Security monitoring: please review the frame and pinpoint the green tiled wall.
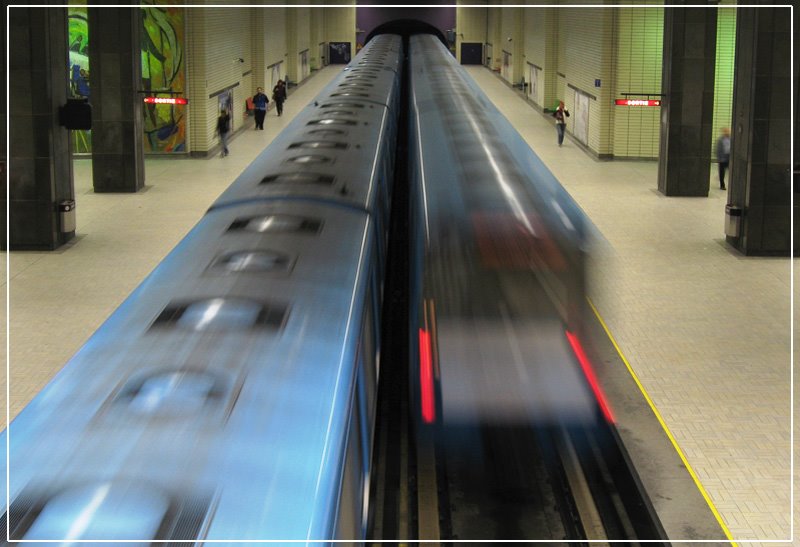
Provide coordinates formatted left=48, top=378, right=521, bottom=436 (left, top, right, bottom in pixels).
left=612, top=5, right=664, bottom=159
left=712, top=5, right=736, bottom=160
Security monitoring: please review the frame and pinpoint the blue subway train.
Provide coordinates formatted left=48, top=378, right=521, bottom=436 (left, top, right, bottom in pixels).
left=2, top=34, right=402, bottom=543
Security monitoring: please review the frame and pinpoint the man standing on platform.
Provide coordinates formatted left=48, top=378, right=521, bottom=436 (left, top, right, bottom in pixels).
left=716, top=127, right=731, bottom=190
left=253, top=87, right=269, bottom=130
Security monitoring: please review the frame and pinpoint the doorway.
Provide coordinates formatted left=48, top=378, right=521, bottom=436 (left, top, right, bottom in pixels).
left=460, top=42, right=482, bottom=64
left=573, top=91, right=590, bottom=146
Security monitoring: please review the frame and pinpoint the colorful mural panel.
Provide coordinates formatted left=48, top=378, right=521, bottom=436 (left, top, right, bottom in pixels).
left=68, top=6, right=91, bottom=154
left=141, top=4, right=186, bottom=153
left=66, top=5, right=186, bottom=154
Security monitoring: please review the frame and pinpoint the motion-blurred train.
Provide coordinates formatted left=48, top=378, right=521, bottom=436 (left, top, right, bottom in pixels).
left=408, top=33, right=605, bottom=428
left=2, top=34, right=402, bottom=543
left=404, top=36, right=664, bottom=542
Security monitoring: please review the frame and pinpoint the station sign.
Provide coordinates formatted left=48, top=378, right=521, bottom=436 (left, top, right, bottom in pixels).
left=615, top=98, right=661, bottom=107
left=144, top=97, right=188, bottom=105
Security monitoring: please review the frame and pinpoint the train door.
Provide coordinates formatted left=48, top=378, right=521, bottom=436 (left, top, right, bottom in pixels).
left=574, top=90, right=590, bottom=146
left=269, top=62, right=283, bottom=90
left=501, top=51, right=511, bottom=82
left=528, top=63, right=543, bottom=107
left=319, top=42, right=327, bottom=67
left=299, top=49, right=310, bottom=82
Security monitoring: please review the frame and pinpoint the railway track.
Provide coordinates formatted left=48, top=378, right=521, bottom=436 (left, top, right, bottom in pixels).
left=371, top=415, right=668, bottom=543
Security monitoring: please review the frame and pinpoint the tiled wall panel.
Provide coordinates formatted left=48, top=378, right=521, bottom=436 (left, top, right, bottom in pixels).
left=310, top=5, right=324, bottom=69
left=456, top=4, right=487, bottom=63
left=525, top=7, right=545, bottom=71
left=264, top=7, right=287, bottom=70
left=499, top=3, right=518, bottom=83
left=252, top=12, right=265, bottom=89
left=323, top=3, right=356, bottom=54
left=711, top=4, right=736, bottom=160
left=187, top=6, right=254, bottom=153
left=612, top=4, right=664, bottom=159
left=487, top=6, right=501, bottom=68
left=294, top=7, right=311, bottom=82
left=557, top=5, right=614, bottom=155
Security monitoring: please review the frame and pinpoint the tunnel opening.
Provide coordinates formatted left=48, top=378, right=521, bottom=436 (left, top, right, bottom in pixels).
left=366, top=19, right=448, bottom=48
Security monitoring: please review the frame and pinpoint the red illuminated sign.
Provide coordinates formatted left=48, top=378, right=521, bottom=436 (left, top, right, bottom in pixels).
left=615, top=98, right=661, bottom=107
left=144, top=97, right=188, bottom=105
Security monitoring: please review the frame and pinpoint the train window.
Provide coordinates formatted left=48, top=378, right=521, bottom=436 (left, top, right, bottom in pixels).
left=311, top=111, right=355, bottom=117
left=212, top=250, right=293, bottom=273
left=287, top=154, right=332, bottom=165
left=5, top=485, right=214, bottom=543
left=321, top=102, right=365, bottom=109
left=329, top=93, right=369, bottom=99
left=116, top=370, right=225, bottom=416
left=307, top=118, right=358, bottom=126
left=306, top=128, right=348, bottom=137
left=344, top=75, right=377, bottom=80
left=261, top=173, right=335, bottom=185
left=152, top=298, right=289, bottom=331
left=339, top=82, right=373, bottom=88
left=288, top=141, right=348, bottom=150
left=228, top=214, right=322, bottom=234
left=22, top=483, right=169, bottom=541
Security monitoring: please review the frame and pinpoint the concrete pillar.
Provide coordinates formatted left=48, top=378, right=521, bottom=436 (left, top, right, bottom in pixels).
left=541, top=8, right=559, bottom=111
left=658, top=7, right=717, bottom=197
left=6, top=7, right=75, bottom=250
left=1, top=8, right=7, bottom=219
left=88, top=7, right=144, bottom=192
left=726, top=7, right=791, bottom=255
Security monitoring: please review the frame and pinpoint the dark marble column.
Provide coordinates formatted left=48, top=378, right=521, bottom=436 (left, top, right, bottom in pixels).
left=6, top=7, right=75, bottom=250
left=657, top=7, right=717, bottom=197
left=795, top=5, right=800, bottom=254
left=725, top=7, right=791, bottom=256
left=88, top=7, right=144, bottom=192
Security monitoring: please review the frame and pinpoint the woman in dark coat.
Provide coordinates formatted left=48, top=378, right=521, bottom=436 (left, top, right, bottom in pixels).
left=272, top=80, right=287, bottom=116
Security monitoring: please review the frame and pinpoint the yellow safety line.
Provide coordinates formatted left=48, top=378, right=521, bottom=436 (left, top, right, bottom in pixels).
left=587, top=297, right=738, bottom=546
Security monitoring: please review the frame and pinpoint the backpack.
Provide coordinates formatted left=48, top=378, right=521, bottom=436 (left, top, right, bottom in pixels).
left=218, top=115, right=230, bottom=133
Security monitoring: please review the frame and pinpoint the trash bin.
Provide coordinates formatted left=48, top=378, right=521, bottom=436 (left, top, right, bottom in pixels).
left=724, top=204, right=741, bottom=237
left=59, top=200, right=76, bottom=232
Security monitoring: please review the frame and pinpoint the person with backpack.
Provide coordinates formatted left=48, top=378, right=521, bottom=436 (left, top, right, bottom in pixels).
left=217, top=109, right=231, bottom=157
left=272, top=80, right=287, bottom=116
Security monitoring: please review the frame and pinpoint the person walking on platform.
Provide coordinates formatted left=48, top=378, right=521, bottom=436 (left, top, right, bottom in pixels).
left=217, top=109, right=231, bottom=157
left=252, top=87, right=269, bottom=130
left=272, top=80, right=287, bottom=116
left=716, top=127, right=731, bottom=190
left=552, top=100, right=570, bottom=147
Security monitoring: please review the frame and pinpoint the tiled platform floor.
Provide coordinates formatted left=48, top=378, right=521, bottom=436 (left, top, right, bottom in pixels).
left=3, top=63, right=795, bottom=545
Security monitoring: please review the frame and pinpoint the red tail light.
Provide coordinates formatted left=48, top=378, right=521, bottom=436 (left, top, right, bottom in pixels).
left=566, top=330, right=615, bottom=424
left=418, top=328, right=436, bottom=423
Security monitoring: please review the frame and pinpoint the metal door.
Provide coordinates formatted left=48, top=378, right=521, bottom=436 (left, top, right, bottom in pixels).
left=574, top=91, right=590, bottom=145
left=528, top=64, right=543, bottom=107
